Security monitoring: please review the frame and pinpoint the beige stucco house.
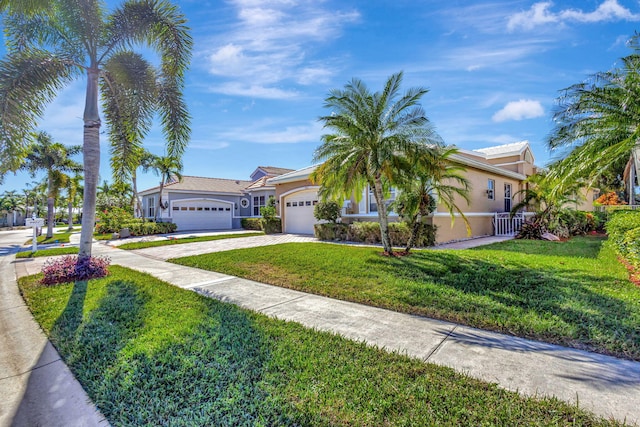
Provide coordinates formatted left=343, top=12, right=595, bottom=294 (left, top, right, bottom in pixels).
left=268, top=141, right=596, bottom=243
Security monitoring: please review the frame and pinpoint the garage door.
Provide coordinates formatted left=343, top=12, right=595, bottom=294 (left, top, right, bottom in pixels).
left=171, top=199, right=232, bottom=231
left=284, top=190, right=319, bottom=234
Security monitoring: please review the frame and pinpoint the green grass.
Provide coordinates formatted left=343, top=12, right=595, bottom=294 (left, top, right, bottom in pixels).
left=18, top=266, right=620, bottom=426
left=24, top=229, right=74, bottom=245
left=16, top=247, right=79, bottom=258
left=116, top=232, right=264, bottom=250
left=171, top=236, right=640, bottom=361
left=93, top=233, right=114, bottom=241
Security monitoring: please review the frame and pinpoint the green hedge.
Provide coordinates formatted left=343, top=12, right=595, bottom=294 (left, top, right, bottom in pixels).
left=120, top=221, right=177, bottom=236
left=241, top=218, right=262, bottom=230
left=606, top=210, right=640, bottom=267
left=261, top=218, right=281, bottom=234
left=314, top=221, right=437, bottom=247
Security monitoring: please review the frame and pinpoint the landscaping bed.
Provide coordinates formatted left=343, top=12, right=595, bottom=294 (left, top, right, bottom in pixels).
left=18, top=266, right=619, bottom=426
left=171, top=236, right=640, bottom=360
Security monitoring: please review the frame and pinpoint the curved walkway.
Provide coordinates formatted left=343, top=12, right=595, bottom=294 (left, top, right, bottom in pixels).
left=5, top=230, right=640, bottom=425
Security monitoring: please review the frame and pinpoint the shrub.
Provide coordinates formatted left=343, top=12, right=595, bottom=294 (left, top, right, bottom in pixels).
left=261, top=218, right=281, bottom=234
left=621, top=227, right=640, bottom=268
left=314, top=201, right=341, bottom=223
left=314, top=223, right=349, bottom=240
left=119, top=221, right=177, bottom=236
left=96, top=207, right=135, bottom=234
left=595, top=191, right=626, bottom=206
left=41, top=255, right=110, bottom=286
left=317, top=221, right=437, bottom=247
left=516, top=219, right=544, bottom=240
left=347, top=221, right=381, bottom=244
left=606, top=210, right=640, bottom=254
left=241, top=218, right=262, bottom=230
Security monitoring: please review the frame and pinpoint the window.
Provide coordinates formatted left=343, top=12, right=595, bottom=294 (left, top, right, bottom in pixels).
left=172, top=206, right=179, bottom=211
left=148, top=196, right=155, bottom=218
left=253, top=195, right=266, bottom=216
left=369, top=186, right=397, bottom=213
left=504, top=183, right=512, bottom=212
left=240, top=198, right=250, bottom=208
left=305, top=201, right=311, bottom=206
left=487, top=179, right=495, bottom=200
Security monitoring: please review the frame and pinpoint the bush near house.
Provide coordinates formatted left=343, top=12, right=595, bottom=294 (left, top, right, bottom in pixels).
left=606, top=210, right=640, bottom=269
left=241, top=218, right=262, bottom=230
left=517, top=209, right=596, bottom=239
left=95, top=207, right=177, bottom=236
left=315, top=221, right=437, bottom=247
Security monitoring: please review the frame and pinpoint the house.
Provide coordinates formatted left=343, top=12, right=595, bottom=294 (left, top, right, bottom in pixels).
left=138, top=166, right=294, bottom=231
left=267, top=141, right=597, bottom=243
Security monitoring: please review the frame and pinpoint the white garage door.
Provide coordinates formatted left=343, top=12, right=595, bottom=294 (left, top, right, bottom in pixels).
left=284, top=190, right=319, bottom=234
left=171, top=199, right=232, bottom=231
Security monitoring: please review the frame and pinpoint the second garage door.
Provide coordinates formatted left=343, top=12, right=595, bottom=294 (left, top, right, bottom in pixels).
left=283, top=190, right=319, bottom=234
left=171, top=199, right=232, bottom=231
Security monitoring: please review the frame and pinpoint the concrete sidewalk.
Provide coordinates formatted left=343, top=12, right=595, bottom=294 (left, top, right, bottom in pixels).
left=0, top=230, right=108, bottom=427
left=14, top=235, right=640, bottom=425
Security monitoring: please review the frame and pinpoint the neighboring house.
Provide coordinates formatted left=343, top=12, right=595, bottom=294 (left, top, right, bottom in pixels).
left=268, top=141, right=597, bottom=243
left=138, top=166, right=293, bottom=231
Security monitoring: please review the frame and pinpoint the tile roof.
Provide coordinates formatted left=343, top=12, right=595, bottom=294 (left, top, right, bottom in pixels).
left=266, top=164, right=319, bottom=184
left=256, top=166, right=295, bottom=175
left=244, top=176, right=273, bottom=190
left=140, top=176, right=253, bottom=195
left=473, top=141, right=529, bottom=158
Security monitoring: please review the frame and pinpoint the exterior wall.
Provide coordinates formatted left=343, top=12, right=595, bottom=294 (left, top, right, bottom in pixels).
left=167, top=192, right=241, bottom=221
left=442, top=167, right=523, bottom=215
left=572, top=188, right=597, bottom=212
left=273, top=179, right=315, bottom=215
left=248, top=189, right=276, bottom=217
left=430, top=214, right=494, bottom=244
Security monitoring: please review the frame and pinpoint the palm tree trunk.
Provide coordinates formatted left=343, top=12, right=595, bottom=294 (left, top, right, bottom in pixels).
left=132, top=172, right=142, bottom=218
left=79, top=67, right=101, bottom=259
left=46, top=174, right=54, bottom=239
left=372, top=178, right=393, bottom=255
left=67, top=201, right=73, bottom=231
left=155, top=181, right=164, bottom=222
left=405, top=215, right=420, bottom=254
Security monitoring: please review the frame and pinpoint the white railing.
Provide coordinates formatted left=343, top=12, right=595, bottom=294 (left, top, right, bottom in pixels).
left=493, top=212, right=524, bottom=236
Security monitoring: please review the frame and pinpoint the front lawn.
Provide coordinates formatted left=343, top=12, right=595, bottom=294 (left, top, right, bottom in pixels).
left=18, top=266, right=618, bottom=426
left=117, top=232, right=264, bottom=250
left=16, top=247, right=79, bottom=258
left=24, top=230, right=74, bottom=245
left=171, top=236, right=640, bottom=360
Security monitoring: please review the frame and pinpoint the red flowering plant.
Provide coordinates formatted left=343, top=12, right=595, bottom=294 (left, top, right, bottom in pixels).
left=41, top=255, right=110, bottom=286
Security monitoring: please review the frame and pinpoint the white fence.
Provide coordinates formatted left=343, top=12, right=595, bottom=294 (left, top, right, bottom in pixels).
left=493, top=212, right=525, bottom=236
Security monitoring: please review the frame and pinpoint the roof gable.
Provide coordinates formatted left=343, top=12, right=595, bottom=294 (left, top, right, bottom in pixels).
left=250, top=166, right=295, bottom=181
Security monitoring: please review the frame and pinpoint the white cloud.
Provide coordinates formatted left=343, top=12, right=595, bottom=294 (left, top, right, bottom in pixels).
left=215, top=120, right=323, bottom=144
left=204, top=0, right=360, bottom=99
left=492, top=99, right=544, bottom=122
left=508, top=0, right=640, bottom=31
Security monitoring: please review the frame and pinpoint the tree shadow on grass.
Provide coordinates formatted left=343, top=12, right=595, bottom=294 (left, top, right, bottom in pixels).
left=370, top=251, right=640, bottom=360
left=49, top=276, right=303, bottom=426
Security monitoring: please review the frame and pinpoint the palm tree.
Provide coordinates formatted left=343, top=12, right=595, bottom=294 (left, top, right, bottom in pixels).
left=0, top=191, right=25, bottom=227
left=311, top=71, right=443, bottom=255
left=21, top=132, right=82, bottom=238
left=148, top=154, right=182, bottom=221
left=393, top=147, right=471, bottom=253
left=0, top=0, right=192, bottom=258
left=547, top=34, right=640, bottom=202
left=65, top=173, right=83, bottom=230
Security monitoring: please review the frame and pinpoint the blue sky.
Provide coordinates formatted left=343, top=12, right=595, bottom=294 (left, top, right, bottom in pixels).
left=2, top=0, right=640, bottom=193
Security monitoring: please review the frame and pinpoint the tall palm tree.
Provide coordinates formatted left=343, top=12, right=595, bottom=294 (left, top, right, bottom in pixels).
left=148, top=154, right=182, bottom=221
left=547, top=34, right=640, bottom=201
left=65, top=173, right=83, bottom=230
left=0, top=0, right=192, bottom=258
left=311, top=71, right=443, bottom=255
left=21, top=132, right=82, bottom=238
left=393, top=147, right=470, bottom=253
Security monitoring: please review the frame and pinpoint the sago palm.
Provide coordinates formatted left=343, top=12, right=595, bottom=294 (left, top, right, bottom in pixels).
left=311, top=71, right=443, bottom=255
left=0, top=0, right=191, bottom=257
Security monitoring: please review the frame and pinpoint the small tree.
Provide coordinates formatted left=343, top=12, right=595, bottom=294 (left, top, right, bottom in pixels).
left=260, top=196, right=280, bottom=234
left=314, top=201, right=341, bottom=223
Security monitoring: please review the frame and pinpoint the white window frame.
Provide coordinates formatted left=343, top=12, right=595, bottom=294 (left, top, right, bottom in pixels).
left=504, top=183, right=512, bottom=212
left=253, top=195, right=266, bottom=216
left=487, top=179, right=495, bottom=200
left=148, top=196, right=155, bottom=218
